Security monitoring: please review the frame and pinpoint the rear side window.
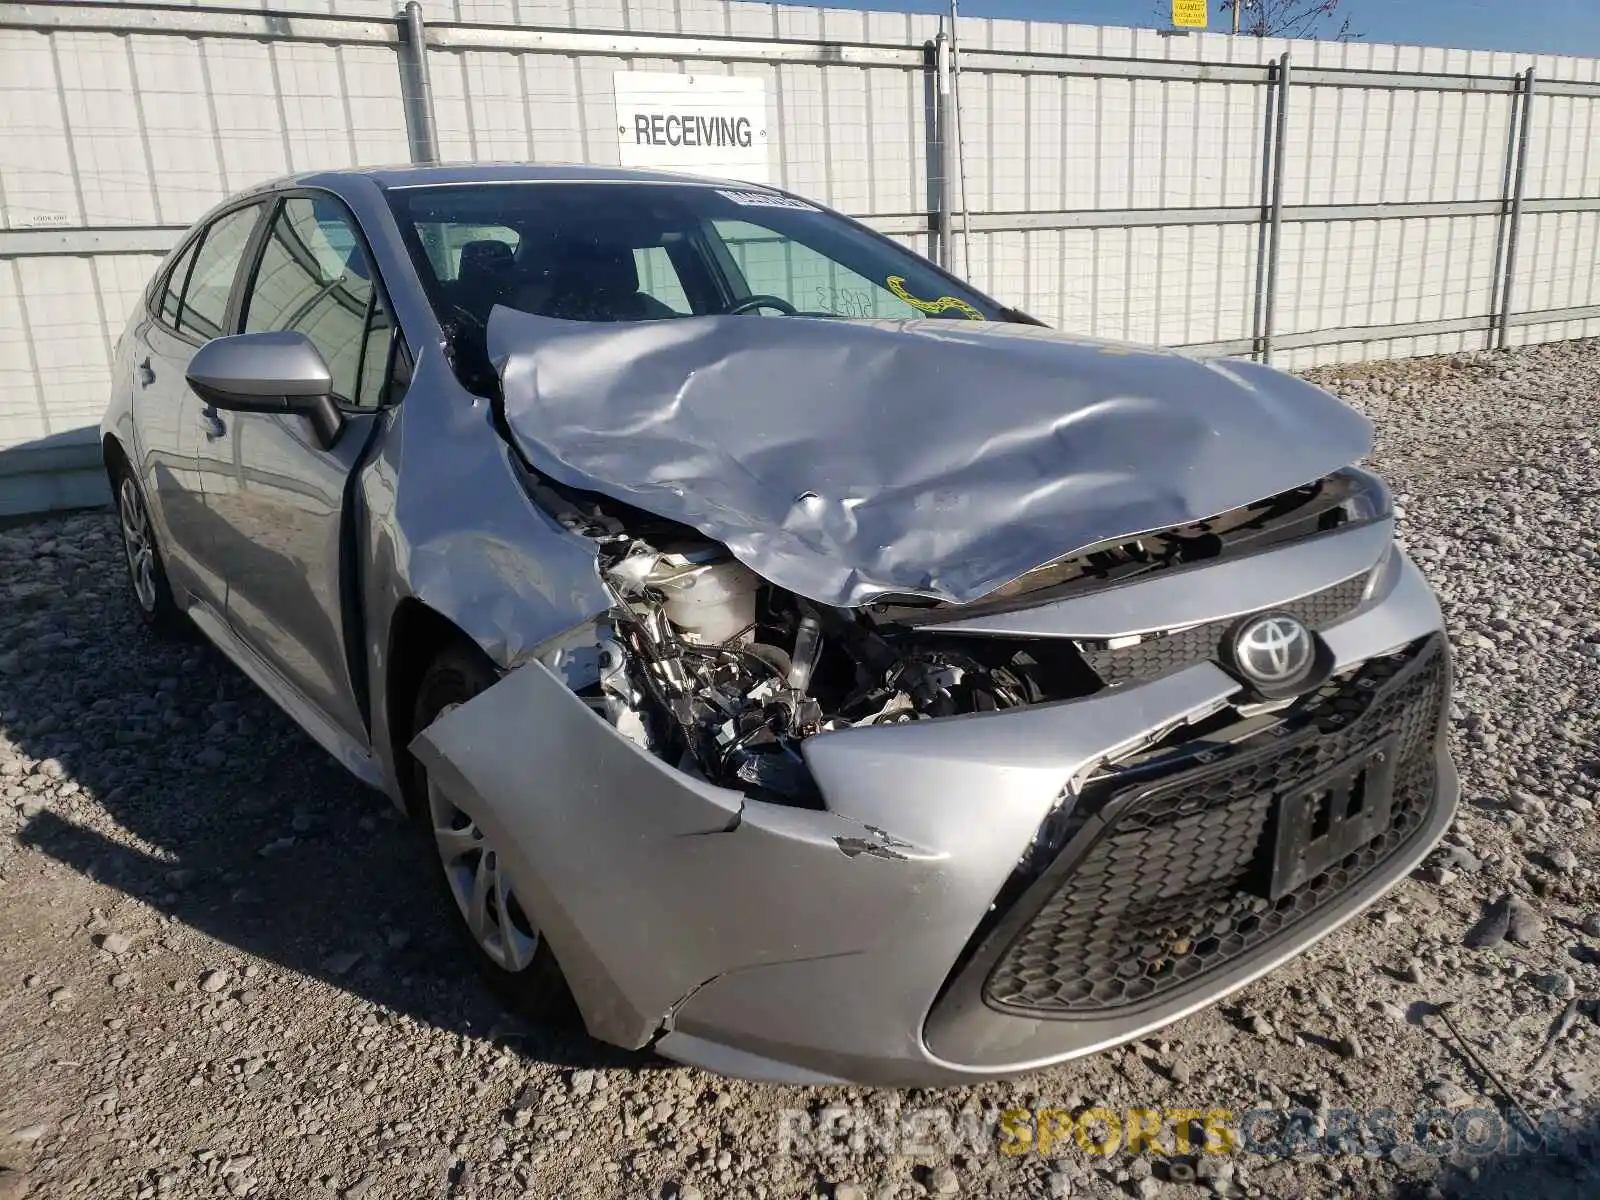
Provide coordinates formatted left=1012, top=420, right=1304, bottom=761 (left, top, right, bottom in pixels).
left=157, top=239, right=199, bottom=327
left=177, top=204, right=264, bottom=340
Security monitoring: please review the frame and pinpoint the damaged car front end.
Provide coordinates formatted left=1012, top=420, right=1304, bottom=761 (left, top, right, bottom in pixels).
left=108, top=167, right=1454, bottom=1089
left=409, top=297, right=1455, bottom=1087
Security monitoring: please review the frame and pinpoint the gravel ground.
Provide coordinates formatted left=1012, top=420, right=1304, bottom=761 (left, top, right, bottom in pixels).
left=2, top=339, right=1599, bottom=1200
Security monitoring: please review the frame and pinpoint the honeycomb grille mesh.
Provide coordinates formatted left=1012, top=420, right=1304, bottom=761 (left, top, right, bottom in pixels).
left=982, top=638, right=1445, bottom=1017
left=1080, top=572, right=1370, bottom=687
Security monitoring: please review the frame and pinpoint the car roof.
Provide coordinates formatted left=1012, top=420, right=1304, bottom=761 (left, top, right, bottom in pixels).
left=258, top=162, right=779, bottom=195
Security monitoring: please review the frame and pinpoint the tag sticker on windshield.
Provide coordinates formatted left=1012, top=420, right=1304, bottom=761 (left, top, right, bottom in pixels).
left=887, top=275, right=984, bottom=321
left=716, top=189, right=820, bottom=212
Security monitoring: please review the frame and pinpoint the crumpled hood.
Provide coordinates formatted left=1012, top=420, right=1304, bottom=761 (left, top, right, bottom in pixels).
left=488, top=307, right=1373, bottom=607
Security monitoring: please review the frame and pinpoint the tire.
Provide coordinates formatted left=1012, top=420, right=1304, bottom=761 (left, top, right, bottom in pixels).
left=110, top=459, right=183, bottom=635
left=408, top=643, right=580, bottom=1025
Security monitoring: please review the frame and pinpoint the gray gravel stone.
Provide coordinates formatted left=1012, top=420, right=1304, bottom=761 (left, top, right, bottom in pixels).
left=1543, top=847, right=1579, bottom=874
left=1506, top=895, right=1545, bottom=946
left=1559, top=1069, right=1592, bottom=1096
left=1196, top=1156, right=1233, bottom=1192
left=97, top=931, right=133, bottom=955
left=1435, top=845, right=1482, bottom=874
left=1465, top=898, right=1511, bottom=949
left=1507, top=790, right=1548, bottom=819
left=199, top=969, right=231, bottom=994
left=1533, top=970, right=1576, bottom=999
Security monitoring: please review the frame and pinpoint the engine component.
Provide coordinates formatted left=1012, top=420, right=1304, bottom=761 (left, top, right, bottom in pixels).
left=644, top=551, right=762, bottom=644
left=589, top=539, right=1099, bottom=805
left=787, top=614, right=822, bottom=693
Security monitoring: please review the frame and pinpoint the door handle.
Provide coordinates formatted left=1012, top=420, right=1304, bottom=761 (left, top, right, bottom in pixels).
left=137, top=357, right=156, bottom=387
left=201, top=408, right=227, bottom=442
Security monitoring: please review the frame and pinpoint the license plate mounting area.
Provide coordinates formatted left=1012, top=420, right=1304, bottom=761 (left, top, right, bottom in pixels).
left=1262, top=739, right=1398, bottom=901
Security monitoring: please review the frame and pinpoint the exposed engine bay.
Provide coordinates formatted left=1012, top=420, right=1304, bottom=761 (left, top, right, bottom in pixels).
left=583, top=538, right=1095, bottom=805
left=523, top=464, right=1380, bottom=807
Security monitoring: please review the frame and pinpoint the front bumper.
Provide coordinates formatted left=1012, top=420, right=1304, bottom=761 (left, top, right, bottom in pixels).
left=413, top=549, right=1455, bottom=1088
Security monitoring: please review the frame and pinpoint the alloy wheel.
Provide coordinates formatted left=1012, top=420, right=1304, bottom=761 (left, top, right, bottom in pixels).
left=427, top=764, right=540, bottom=973
left=118, top=476, right=158, bottom=614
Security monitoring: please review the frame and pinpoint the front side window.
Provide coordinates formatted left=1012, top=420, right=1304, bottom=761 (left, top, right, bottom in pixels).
left=178, top=203, right=264, bottom=340
left=242, top=196, right=391, bottom=409
left=386, top=181, right=998, bottom=342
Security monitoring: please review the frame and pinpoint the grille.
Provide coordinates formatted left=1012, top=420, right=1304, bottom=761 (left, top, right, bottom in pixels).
left=982, top=636, right=1446, bottom=1017
left=1079, top=571, right=1369, bottom=687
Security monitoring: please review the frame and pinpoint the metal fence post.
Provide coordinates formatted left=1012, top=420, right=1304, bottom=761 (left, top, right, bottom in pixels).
left=1487, top=71, right=1524, bottom=351
left=1251, top=59, right=1279, bottom=362
left=1260, top=52, right=1291, bottom=365
left=949, top=3, right=972, bottom=283
left=398, top=0, right=440, bottom=165
left=1497, top=67, right=1536, bottom=351
left=934, top=32, right=954, bottom=270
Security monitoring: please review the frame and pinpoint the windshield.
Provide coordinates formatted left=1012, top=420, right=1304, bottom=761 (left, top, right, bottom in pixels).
left=385, top=182, right=1001, bottom=384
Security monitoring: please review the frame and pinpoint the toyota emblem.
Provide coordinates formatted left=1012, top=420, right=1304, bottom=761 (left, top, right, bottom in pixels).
left=1231, top=613, right=1316, bottom=691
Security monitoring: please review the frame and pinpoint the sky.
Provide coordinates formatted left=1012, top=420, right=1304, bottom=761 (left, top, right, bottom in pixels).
left=773, top=0, right=1600, bottom=58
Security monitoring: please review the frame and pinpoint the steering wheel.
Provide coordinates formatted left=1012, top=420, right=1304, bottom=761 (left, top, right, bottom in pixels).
left=725, top=294, right=797, bottom=316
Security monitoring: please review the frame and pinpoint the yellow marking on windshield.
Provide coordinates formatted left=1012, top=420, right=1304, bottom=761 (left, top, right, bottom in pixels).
left=886, top=275, right=985, bottom=321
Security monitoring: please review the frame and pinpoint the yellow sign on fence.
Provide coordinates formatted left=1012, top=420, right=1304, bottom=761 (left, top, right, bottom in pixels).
left=1172, top=0, right=1208, bottom=28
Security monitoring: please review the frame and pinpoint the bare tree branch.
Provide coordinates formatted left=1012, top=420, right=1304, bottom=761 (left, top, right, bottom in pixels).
left=1154, top=0, right=1363, bottom=40
left=1221, top=0, right=1362, bottom=40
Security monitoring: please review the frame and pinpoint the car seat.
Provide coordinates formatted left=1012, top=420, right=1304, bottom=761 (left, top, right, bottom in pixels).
left=543, top=243, right=678, bottom=322
left=452, top=239, right=516, bottom=324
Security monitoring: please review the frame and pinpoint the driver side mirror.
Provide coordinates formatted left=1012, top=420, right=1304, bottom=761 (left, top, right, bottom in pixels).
left=186, top=331, right=345, bottom=449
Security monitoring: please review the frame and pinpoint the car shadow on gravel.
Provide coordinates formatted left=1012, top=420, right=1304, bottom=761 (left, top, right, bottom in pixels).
left=17, top=805, right=660, bottom=1076
left=1428, top=1118, right=1600, bottom=1199
left=1, top=513, right=666, bottom=1077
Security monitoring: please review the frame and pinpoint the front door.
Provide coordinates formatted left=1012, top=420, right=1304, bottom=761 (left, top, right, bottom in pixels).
left=204, top=193, right=400, bottom=746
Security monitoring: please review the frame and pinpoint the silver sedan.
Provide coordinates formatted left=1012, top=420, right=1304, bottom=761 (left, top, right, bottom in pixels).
left=101, top=164, right=1456, bottom=1086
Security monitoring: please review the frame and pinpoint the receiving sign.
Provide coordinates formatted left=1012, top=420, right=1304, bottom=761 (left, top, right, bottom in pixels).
left=614, top=72, right=770, bottom=183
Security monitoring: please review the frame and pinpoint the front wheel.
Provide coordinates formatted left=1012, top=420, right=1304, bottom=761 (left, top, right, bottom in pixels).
left=409, top=644, right=580, bottom=1024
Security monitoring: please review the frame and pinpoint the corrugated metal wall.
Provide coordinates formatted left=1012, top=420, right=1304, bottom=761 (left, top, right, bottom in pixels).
left=4, top=0, right=1600, bottom=514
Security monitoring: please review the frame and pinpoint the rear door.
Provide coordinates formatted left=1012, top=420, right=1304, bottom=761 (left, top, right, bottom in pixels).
left=203, top=192, right=401, bottom=745
left=137, top=202, right=267, bottom=612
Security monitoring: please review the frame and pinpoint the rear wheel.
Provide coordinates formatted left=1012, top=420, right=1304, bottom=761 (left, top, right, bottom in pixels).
left=111, top=460, right=181, bottom=633
left=409, top=644, right=579, bottom=1023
